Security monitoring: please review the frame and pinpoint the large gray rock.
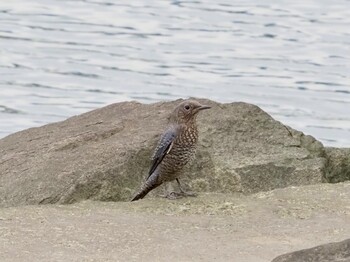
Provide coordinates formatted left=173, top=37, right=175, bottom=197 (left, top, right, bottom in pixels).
left=272, top=238, right=350, bottom=262
left=0, top=99, right=328, bottom=207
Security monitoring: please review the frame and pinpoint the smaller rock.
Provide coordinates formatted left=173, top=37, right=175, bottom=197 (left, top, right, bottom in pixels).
left=272, top=238, right=350, bottom=262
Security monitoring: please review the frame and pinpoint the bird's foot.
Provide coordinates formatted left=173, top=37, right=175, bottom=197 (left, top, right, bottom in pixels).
left=160, top=192, right=183, bottom=200
left=178, top=190, right=197, bottom=197
left=166, top=191, right=184, bottom=200
left=159, top=191, right=197, bottom=200
left=176, top=179, right=197, bottom=198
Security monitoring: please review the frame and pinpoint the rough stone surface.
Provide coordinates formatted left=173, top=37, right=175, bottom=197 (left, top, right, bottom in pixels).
left=0, top=182, right=349, bottom=262
left=272, top=238, right=350, bottom=262
left=0, top=99, right=330, bottom=207
left=325, top=147, right=350, bottom=183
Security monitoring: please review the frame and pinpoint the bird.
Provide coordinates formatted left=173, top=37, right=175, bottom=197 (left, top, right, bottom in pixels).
left=131, top=100, right=211, bottom=201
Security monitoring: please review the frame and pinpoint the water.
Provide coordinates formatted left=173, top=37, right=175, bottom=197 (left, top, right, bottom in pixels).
left=0, top=0, right=349, bottom=147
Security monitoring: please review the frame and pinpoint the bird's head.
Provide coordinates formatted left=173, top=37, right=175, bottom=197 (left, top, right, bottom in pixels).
left=170, top=100, right=211, bottom=124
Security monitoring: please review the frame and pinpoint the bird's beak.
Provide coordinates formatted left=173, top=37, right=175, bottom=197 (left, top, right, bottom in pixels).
left=198, top=105, right=211, bottom=110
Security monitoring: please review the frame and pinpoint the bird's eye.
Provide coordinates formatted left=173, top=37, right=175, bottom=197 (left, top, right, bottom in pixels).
left=184, top=105, right=190, bottom=110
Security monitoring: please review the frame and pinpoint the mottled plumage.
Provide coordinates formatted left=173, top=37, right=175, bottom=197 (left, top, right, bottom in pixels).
left=131, top=100, right=210, bottom=201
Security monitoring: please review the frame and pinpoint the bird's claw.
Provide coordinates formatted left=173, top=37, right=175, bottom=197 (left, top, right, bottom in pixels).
left=166, top=192, right=183, bottom=200
left=179, top=190, right=197, bottom=197
left=159, top=191, right=197, bottom=200
left=158, top=192, right=183, bottom=200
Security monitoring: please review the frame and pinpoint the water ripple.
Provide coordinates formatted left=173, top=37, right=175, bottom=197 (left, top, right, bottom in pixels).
left=0, top=0, right=349, bottom=147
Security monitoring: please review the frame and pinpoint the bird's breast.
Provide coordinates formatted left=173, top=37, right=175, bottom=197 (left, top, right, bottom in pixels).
left=158, top=124, right=199, bottom=177
left=180, top=125, right=198, bottom=144
left=171, top=126, right=198, bottom=159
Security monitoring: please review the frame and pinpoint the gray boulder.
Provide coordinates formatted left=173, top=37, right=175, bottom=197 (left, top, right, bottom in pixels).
left=272, top=238, right=350, bottom=262
left=0, top=99, right=329, bottom=207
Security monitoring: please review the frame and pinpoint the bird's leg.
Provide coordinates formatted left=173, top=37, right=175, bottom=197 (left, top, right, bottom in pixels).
left=176, top=178, right=197, bottom=197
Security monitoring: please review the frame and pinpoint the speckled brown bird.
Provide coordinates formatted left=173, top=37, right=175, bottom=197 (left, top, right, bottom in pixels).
left=131, top=100, right=210, bottom=201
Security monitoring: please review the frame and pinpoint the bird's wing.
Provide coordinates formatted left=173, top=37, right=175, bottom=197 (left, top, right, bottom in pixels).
left=147, top=127, right=177, bottom=178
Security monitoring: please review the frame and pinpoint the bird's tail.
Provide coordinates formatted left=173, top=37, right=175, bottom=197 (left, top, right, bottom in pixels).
left=131, top=177, right=161, bottom=202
